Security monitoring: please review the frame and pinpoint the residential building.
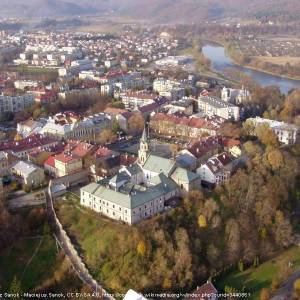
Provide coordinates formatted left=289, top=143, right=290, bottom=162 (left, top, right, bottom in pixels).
left=123, top=290, right=147, bottom=300
left=17, top=119, right=44, bottom=138
left=0, top=134, right=58, bottom=158
left=165, top=97, right=194, bottom=116
left=54, top=152, right=82, bottom=177
left=153, top=78, right=186, bottom=100
left=14, top=80, right=40, bottom=90
left=247, top=117, right=298, bottom=145
left=150, top=113, right=225, bottom=139
left=0, top=93, right=35, bottom=113
left=11, top=161, right=45, bottom=188
left=184, top=282, right=218, bottom=300
left=41, top=112, right=111, bottom=140
left=197, top=152, right=235, bottom=187
left=155, top=55, right=192, bottom=67
left=120, top=91, right=157, bottom=110
left=0, top=151, right=11, bottom=177
left=198, top=95, right=240, bottom=121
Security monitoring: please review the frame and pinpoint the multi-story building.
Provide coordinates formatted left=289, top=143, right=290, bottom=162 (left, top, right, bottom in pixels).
left=14, top=80, right=40, bottom=90
left=11, top=161, right=45, bottom=188
left=198, top=95, right=240, bottom=121
left=0, top=94, right=35, bottom=113
left=54, top=152, right=82, bottom=177
left=120, top=91, right=157, bottom=110
left=150, top=113, right=225, bottom=139
left=0, top=134, right=59, bottom=158
left=41, top=112, right=111, bottom=140
left=153, top=78, right=186, bottom=100
left=221, top=86, right=251, bottom=104
left=80, top=129, right=201, bottom=224
left=165, top=98, right=194, bottom=116
left=0, top=151, right=11, bottom=177
left=17, top=119, right=44, bottom=138
left=58, top=59, right=94, bottom=77
left=196, top=152, right=235, bottom=187
left=246, top=117, right=298, bottom=145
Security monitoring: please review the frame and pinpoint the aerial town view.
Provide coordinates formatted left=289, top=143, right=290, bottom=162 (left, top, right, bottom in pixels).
left=0, top=1, right=300, bottom=299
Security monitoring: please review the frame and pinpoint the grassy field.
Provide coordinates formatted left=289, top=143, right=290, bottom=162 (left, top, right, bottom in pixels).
left=77, top=16, right=148, bottom=34
left=55, top=193, right=142, bottom=293
left=215, top=246, right=300, bottom=299
left=0, top=235, right=57, bottom=291
left=255, top=56, right=300, bottom=66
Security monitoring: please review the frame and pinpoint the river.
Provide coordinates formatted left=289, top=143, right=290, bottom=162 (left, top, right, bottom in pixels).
left=202, top=44, right=300, bottom=94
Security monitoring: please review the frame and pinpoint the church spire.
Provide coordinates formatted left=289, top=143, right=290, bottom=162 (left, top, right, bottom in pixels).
left=141, top=126, right=148, bottom=142
left=138, top=126, right=150, bottom=164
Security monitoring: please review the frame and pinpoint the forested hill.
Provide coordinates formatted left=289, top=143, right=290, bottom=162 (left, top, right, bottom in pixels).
left=1, top=0, right=300, bottom=22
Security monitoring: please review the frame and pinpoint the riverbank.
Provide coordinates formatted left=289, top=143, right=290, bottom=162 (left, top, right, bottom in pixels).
left=178, top=42, right=238, bottom=85
left=223, top=43, right=300, bottom=82
left=202, top=43, right=300, bottom=93
left=202, top=38, right=300, bottom=81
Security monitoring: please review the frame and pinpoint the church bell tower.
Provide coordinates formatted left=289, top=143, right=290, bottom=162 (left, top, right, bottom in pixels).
left=138, top=127, right=150, bottom=164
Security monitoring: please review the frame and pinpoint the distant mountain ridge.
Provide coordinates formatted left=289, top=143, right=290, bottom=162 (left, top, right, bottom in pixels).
left=0, top=0, right=94, bottom=18
left=0, top=0, right=300, bottom=22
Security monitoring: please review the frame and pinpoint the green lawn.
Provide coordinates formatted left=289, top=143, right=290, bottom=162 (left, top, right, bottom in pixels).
left=55, top=195, right=139, bottom=293
left=0, top=235, right=57, bottom=292
left=215, top=246, right=300, bottom=299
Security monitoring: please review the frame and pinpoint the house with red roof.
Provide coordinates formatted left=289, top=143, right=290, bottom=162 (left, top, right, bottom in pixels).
left=196, top=151, right=235, bottom=187
left=0, top=134, right=58, bottom=158
left=54, top=152, right=82, bottom=177
left=185, top=282, right=218, bottom=300
left=150, top=113, right=224, bottom=140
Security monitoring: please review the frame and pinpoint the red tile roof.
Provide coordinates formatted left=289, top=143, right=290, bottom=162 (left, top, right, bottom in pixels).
left=188, top=136, right=220, bottom=159
left=54, top=152, right=81, bottom=164
left=95, top=146, right=113, bottom=158
left=44, top=155, right=55, bottom=168
left=64, top=141, right=96, bottom=158
left=0, top=134, right=58, bottom=154
left=104, top=107, right=128, bottom=115
left=185, top=282, right=218, bottom=300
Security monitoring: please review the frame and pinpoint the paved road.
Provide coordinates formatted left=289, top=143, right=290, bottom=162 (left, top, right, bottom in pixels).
left=271, top=269, right=300, bottom=300
left=8, top=189, right=46, bottom=209
left=46, top=182, right=114, bottom=300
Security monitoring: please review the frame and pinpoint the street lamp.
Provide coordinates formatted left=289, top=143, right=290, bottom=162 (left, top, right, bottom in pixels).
left=117, top=131, right=122, bottom=140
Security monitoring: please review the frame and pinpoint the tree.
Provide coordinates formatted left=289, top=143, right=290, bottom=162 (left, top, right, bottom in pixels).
left=98, top=129, right=117, bottom=145
left=256, top=124, right=279, bottom=148
left=128, top=113, right=144, bottom=135
left=238, top=260, right=244, bottom=272
left=137, top=240, right=146, bottom=256
left=225, top=219, right=241, bottom=263
left=243, top=141, right=263, bottom=158
left=267, top=149, right=284, bottom=171
left=198, top=215, right=207, bottom=228
left=173, top=228, right=193, bottom=288
left=243, top=119, right=256, bottom=135
left=219, top=122, right=242, bottom=139
left=162, top=278, right=172, bottom=290
left=253, top=256, right=260, bottom=268
left=260, top=288, right=270, bottom=300
left=294, top=279, right=300, bottom=298
left=9, top=276, right=22, bottom=297
left=111, top=120, right=121, bottom=135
